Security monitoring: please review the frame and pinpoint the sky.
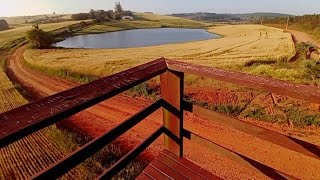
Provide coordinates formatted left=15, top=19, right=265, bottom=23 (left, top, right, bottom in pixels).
left=1, top=0, right=320, bottom=17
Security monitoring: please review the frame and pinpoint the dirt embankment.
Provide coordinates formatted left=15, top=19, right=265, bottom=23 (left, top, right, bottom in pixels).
left=6, top=46, right=320, bottom=179
left=289, top=30, right=320, bottom=48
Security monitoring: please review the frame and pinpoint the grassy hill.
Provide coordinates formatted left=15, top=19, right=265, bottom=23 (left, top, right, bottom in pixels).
left=77, top=13, right=209, bottom=35
left=0, top=20, right=85, bottom=49
left=0, top=14, right=71, bottom=27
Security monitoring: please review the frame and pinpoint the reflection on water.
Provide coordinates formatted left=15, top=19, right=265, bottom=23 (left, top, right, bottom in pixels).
left=54, top=28, right=220, bottom=49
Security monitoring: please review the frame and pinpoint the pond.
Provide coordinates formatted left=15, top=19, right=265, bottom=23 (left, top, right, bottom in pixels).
left=54, top=28, right=220, bottom=49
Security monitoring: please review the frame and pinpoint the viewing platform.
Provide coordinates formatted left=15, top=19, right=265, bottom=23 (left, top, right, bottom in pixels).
left=137, top=150, right=220, bottom=180
left=1, top=58, right=319, bottom=179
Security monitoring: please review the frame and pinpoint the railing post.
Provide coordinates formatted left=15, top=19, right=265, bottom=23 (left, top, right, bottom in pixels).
left=160, top=70, right=184, bottom=157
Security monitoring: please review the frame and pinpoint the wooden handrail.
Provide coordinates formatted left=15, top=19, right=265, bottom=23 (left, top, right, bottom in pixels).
left=167, top=60, right=320, bottom=104
left=0, top=59, right=167, bottom=148
left=1, top=59, right=319, bottom=179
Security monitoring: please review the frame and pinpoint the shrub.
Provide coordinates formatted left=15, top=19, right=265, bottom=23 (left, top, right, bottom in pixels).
left=26, top=25, right=54, bottom=49
left=302, top=60, right=320, bottom=79
left=0, top=19, right=9, bottom=31
left=161, top=25, right=169, bottom=28
left=71, top=13, right=90, bottom=21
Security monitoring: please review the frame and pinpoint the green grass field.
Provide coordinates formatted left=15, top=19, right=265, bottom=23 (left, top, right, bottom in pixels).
left=76, top=13, right=209, bottom=35
left=0, top=20, right=85, bottom=49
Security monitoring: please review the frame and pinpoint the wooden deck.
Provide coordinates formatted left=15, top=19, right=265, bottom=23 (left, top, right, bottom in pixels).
left=137, top=150, right=221, bottom=180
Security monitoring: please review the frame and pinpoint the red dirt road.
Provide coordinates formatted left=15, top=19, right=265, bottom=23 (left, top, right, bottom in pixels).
left=289, top=30, right=320, bottom=48
left=7, top=46, right=320, bottom=179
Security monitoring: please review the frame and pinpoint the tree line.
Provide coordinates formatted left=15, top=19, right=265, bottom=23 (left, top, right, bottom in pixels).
left=264, top=14, right=320, bottom=27
left=263, top=14, right=320, bottom=32
left=26, top=2, right=134, bottom=49
left=71, top=2, right=133, bottom=22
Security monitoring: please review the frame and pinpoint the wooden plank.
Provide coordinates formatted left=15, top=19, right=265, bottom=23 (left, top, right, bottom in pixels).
left=142, top=166, right=171, bottom=180
left=31, top=100, right=162, bottom=180
left=135, top=172, right=153, bottom=180
left=0, top=59, right=167, bottom=148
left=161, top=149, right=221, bottom=180
left=167, top=60, right=320, bottom=104
left=156, top=153, right=205, bottom=180
left=97, top=126, right=164, bottom=179
left=150, top=159, right=188, bottom=180
left=183, top=129, right=297, bottom=180
left=186, top=104, right=320, bottom=160
left=160, top=70, right=184, bottom=157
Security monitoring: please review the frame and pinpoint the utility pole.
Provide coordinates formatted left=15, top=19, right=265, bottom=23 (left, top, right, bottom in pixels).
left=286, top=16, right=290, bottom=30
left=260, top=17, right=264, bottom=25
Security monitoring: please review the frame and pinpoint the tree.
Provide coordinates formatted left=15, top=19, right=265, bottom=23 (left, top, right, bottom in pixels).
left=95, top=10, right=108, bottom=22
left=114, top=2, right=123, bottom=13
left=33, top=24, right=39, bottom=29
left=90, top=9, right=96, bottom=19
left=71, top=13, right=90, bottom=20
left=0, top=19, right=9, bottom=31
left=106, top=10, right=115, bottom=20
left=80, top=21, right=87, bottom=30
left=26, top=26, right=54, bottom=49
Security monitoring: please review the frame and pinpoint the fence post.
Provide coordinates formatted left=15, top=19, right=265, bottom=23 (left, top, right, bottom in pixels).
left=160, top=70, right=184, bottom=157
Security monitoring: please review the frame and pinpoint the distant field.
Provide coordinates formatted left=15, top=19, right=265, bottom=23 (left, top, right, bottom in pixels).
left=25, top=24, right=296, bottom=83
left=268, top=23, right=320, bottom=43
left=0, top=21, right=84, bottom=49
left=1, top=14, right=64, bottom=24
left=76, top=12, right=209, bottom=35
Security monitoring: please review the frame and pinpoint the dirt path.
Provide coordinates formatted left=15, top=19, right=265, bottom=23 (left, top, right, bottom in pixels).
left=6, top=46, right=320, bottom=179
left=289, top=30, right=320, bottom=48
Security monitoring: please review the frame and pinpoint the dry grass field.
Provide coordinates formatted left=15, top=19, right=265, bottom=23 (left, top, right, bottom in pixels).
left=23, top=22, right=320, bottom=126
left=0, top=65, right=87, bottom=179
left=24, top=24, right=296, bottom=83
left=0, top=18, right=96, bottom=179
left=0, top=68, right=27, bottom=111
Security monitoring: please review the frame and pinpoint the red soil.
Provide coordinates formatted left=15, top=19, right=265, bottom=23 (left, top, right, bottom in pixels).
left=288, top=30, right=320, bottom=48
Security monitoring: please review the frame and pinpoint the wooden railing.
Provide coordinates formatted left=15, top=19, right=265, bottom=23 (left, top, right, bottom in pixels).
left=1, top=58, right=320, bottom=179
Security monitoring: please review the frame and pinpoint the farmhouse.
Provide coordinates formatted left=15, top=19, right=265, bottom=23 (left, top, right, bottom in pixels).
left=121, top=16, right=134, bottom=20
left=0, top=19, right=9, bottom=31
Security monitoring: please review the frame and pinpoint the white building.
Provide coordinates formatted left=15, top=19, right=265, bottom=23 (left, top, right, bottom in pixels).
left=122, top=16, right=134, bottom=20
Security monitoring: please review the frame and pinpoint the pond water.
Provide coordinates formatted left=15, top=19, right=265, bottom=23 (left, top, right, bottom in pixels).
left=54, top=28, right=220, bottom=49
